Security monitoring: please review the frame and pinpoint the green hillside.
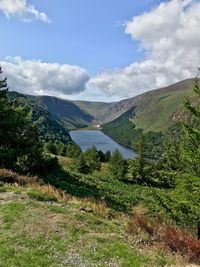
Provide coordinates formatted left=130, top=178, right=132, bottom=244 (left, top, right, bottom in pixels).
left=104, top=79, right=195, bottom=133
left=1, top=150, right=199, bottom=266
left=8, top=78, right=199, bottom=154
left=8, top=92, right=72, bottom=144
left=72, top=100, right=113, bottom=124
left=102, top=79, right=197, bottom=156
left=132, top=80, right=194, bottom=132
left=30, top=95, right=95, bottom=130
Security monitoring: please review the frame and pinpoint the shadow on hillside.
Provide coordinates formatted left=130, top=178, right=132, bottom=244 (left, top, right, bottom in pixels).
left=43, top=169, right=129, bottom=213
left=122, top=179, right=172, bottom=189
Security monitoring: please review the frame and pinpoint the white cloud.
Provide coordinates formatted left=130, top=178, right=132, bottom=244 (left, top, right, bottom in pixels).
left=89, top=0, right=200, bottom=98
left=0, top=0, right=50, bottom=23
left=0, top=57, right=89, bottom=96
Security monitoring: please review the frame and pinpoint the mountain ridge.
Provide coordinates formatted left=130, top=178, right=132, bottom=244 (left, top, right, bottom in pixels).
left=23, top=78, right=195, bottom=130
left=9, top=78, right=197, bottom=152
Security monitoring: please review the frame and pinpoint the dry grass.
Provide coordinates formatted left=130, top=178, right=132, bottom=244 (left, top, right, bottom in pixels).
left=0, top=168, right=112, bottom=218
left=69, top=196, right=113, bottom=219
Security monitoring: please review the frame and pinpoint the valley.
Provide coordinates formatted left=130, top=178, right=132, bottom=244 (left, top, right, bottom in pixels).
left=1, top=70, right=200, bottom=267
left=2, top=1, right=200, bottom=266
left=9, top=78, right=196, bottom=158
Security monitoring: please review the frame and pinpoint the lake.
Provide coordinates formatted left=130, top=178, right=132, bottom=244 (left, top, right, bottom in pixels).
left=70, top=130, right=135, bottom=159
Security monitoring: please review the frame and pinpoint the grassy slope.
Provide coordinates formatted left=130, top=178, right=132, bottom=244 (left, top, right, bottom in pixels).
left=72, top=101, right=113, bottom=124
left=104, top=79, right=195, bottom=134
left=0, top=184, right=178, bottom=267
left=0, top=156, right=199, bottom=266
left=133, top=86, right=193, bottom=132
left=101, top=79, right=199, bottom=154
left=32, top=95, right=95, bottom=130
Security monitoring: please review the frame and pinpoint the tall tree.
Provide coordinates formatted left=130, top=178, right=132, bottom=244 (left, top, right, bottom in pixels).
left=108, top=149, right=127, bottom=179
left=180, top=77, right=200, bottom=176
left=84, top=146, right=101, bottom=172
left=0, top=68, right=45, bottom=174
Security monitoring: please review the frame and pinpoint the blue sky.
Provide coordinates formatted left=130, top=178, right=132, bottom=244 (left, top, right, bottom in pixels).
left=0, top=0, right=162, bottom=73
left=0, top=0, right=199, bottom=101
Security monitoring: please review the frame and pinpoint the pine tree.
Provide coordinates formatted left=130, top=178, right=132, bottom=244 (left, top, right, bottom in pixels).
left=180, top=77, right=200, bottom=176
left=108, top=149, right=127, bottom=179
left=84, top=146, right=101, bottom=172
left=0, top=68, right=46, bottom=174
left=0, top=67, right=8, bottom=94
left=75, top=154, right=89, bottom=174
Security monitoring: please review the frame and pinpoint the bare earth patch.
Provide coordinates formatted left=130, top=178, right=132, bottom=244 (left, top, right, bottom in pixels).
left=0, top=191, right=27, bottom=203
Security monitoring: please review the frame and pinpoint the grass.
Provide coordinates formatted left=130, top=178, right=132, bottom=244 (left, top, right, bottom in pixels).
left=1, top=165, right=199, bottom=266
left=0, top=186, right=179, bottom=267
left=46, top=158, right=164, bottom=215
left=134, top=86, right=194, bottom=132
left=27, top=188, right=58, bottom=202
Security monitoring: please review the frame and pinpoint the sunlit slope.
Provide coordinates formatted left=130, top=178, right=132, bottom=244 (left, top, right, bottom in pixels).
left=72, top=100, right=113, bottom=124
left=133, top=80, right=194, bottom=132
left=105, top=79, right=196, bottom=133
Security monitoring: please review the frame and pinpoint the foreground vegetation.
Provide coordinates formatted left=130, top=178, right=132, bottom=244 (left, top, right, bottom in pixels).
left=0, top=170, right=199, bottom=267
left=1, top=68, right=200, bottom=266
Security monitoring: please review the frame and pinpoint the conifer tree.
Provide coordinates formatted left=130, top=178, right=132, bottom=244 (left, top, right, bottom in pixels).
left=84, top=146, right=101, bottom=172
left=180, top=77, right=200, bottom=176
left=108, top=149, right=127, bottom=179
left=0, top=67, right=45, bottom=174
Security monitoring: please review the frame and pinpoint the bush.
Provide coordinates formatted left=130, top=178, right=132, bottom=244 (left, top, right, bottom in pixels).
left=0, top=169, right=37, bottom=185
left=128, top=215, right=155, bottom=238
left=156, top=170, right=176, bottom=188
left=162, top=227, right=200, bottom=263
left=41, top=154, right=59, bottom=174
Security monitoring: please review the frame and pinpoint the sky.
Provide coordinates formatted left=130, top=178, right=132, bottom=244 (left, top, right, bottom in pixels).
left=0, top=0, right=200, bottom=102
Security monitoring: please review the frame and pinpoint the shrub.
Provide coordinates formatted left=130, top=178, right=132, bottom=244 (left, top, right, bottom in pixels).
left=0, top=169, right=37, bottom=185
left=156, top=170, right=176, bottom=188
left=0, top=169, right=18, bottom=184
left=128, top=215, right=155, bottom=238
left=162, top=227, right=200, bottom=263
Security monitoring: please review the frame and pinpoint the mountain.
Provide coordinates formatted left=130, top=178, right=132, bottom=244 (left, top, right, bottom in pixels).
left=71, top=100, right=114, bottom=125
left=102, top=78, right=197, bottom=156
left=8, top=92, right=72, bottom=144
left=8, top=78, right=198, bottom=153
left=28, top=95, right=95, bottom=130
left=103, top=79, right=195, bottom=131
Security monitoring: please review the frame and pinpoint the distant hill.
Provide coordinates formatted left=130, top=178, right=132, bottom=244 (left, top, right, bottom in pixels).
left=71, top=100, right=113, bottom=125
left=103, top=79, right=195, bottom=132
left=8, top=78, right=198, bottom=153
left=8, top=92, right=72, bottom=144
left=29, top=95, right=95, bottom=130
left=102, top=78, right=198, bottom=156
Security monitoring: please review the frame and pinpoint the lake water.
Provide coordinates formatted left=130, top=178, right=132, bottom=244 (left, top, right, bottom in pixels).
left=70, top=130, right=135, bottom=159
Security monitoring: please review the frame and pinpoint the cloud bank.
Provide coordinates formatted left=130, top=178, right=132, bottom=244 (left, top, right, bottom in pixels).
left=90, top=0, right=200, bottom=98
left=0, top=57, right=89, bottom=97
left=0, top=0, right=50, bottom=23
